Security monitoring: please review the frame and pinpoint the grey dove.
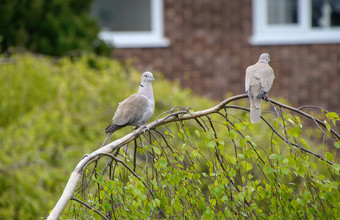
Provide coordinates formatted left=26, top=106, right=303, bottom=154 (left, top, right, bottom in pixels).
left=101, top=72, right=155, bottom=147
left=245, top=53, right=275, bottom=123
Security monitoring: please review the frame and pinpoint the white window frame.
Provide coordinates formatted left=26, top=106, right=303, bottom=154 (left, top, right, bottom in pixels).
left=98, top=0, right=170, bottom=48
left=250, top=0, right=340, bottom=45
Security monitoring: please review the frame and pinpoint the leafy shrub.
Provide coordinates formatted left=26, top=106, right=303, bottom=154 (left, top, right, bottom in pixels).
left=0, top=0, right=111, bottom=56
left=0, top=52, right=213, bottom=219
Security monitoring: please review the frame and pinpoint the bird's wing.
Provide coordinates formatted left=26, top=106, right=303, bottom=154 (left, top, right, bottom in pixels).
left=245, top=65, right=254, bottom=92
left=256, top=65, right=275, bottom=93
left=112, top=94, right=150, bottom=126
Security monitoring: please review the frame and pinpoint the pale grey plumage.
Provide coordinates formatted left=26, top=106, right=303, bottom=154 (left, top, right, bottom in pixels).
left=245, top=53, right=275, bottom=123
left=101, top=72, right=155, bottom=147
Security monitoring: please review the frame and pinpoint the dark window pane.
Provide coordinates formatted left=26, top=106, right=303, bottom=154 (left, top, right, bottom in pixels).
left=312, top=0, right=340, bottom=27
left=267, top=0, right=298, bottom=24
left=91, top=0, right=151, bottom=31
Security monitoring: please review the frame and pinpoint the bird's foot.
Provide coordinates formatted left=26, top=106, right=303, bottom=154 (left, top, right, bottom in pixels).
left=136, top=124, right=149, bottom=133
left=256, top=90, right=267, bottom=99
left=142, top=125, right=150, bottom=133
left=263, top=94, right=269, bottom=101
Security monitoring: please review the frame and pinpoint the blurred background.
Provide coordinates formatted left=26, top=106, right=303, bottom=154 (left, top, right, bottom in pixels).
left=1, top=0, right=339, bottom=112
left=91, top=0, right=340, bottom=113
left=0, top=0, right=339, bottom=219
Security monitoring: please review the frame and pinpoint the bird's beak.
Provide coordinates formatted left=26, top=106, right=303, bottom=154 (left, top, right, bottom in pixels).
left=152, top=77, right=156, bottom=81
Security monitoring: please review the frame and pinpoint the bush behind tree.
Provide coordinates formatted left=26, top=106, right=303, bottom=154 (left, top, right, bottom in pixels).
left=0, top=0, right=111, bottom=56
left=0, top=52, right=213, bottom=219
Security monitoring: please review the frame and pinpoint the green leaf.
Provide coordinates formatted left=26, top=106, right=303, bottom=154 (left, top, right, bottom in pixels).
left=241, top=161, right=253, bottom=171
left=152, top=146, right=161, bottom=155
left=229, top=169, right=236, bottom=177
left=238, top=154, right=244, bottom=159
left=103, top=201, right=111, bottom=212
left=190, top=150, right=200, bottom=158
left=288, top=118, right=295, bottom=125
left=333, top=163, right=340, bottom=173
left=240, top=211, right=248, bottom=217
left=222, top=196, right=229, bottom=202
left=230, top=156, right=237, bottom=165
left=288, top=126, right=301, bottom=137
left=178, top=131, right=185, bottom=140
left=151, top=179, right=158, bottom=188
left=245, top=135, right=252, bottom=142
left=334, top=141, right=340, bottom=149
left=293, top=126, right=302, bottom=137
left=326, top=112, right=339, bottom=119
left=325, top=152, right=334, bottom=161
left=170, top=174, right=180, bottom=185
left=207, top=141, right=215, bottom=149
left=234, top=123, right=243, bottom=131
left=294, top=116, right=301, bottom=124
left=202, top=173, right=208, bottom=177
left=239, top=138, right=246, bottom=147
left=324, top=120, right=331, bottom=132
left=281, top=166, right=290, bottom=175
left=210, top=198, right=216, bottom=206
left=195, top=129, right=201, bottom=138
left=181, top=143, right=187, bottom=151
left=227, top=130, right=237, bottom=139
left=152, top=139, right=159, bottom=146
left=158, top=157, right=167, bottom=168
left=271, top=139, right=279, bottom=145
left=154, top=198, right=161, bottom=207
left=299, top=138, right=310, bottom=149
left=133, top=188, right=142, bottom=196
left=178, top=186, right=187, bottom=196
left=291, top=199, right=299, bottom=209
left=326, top=112, right=340, bottom=125
left=269, top=154, right=278, bottom=160
left=96, top=175, right=104, bottom=185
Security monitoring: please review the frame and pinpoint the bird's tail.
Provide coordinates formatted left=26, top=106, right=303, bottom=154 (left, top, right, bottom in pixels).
left=250, top=98, right=261, bottom=123
left=101, top=124, right=125, bottom=147
left=105, top=124, right=124, bottom=133
left=101, top=132, right=113, bottom=147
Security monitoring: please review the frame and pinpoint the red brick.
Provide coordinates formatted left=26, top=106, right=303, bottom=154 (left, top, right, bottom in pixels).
left=113, top=0, right=340, bottom=113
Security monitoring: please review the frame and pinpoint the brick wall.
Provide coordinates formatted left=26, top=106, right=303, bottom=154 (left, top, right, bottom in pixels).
left=113, top=0, right=340, bottom=113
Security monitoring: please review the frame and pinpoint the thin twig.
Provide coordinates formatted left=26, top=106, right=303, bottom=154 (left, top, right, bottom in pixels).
left=98, top=152, right=166, bottom=218
left=225, top=105, right=334, bottom=165
left=71, top=197, right=109, bottom=220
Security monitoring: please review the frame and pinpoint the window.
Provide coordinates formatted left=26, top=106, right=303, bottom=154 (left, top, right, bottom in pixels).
left=250, top=0, right=340, bottom=45
left=91, top=0, right=170, bottom=48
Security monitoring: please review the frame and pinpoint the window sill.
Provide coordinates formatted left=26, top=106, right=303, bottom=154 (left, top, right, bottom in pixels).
left=99, top=31, right=171, bottom=48
left=250, top=30, right=340, bottom=45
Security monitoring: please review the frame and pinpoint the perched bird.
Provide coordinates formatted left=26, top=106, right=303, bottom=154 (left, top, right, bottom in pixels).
left=101, top=72, right=155, bottom=147
left=245, top=53, right=275, bottom=123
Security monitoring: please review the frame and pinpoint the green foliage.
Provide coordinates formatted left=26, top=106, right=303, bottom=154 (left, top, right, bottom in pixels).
left=0, top=53, right=213, bottom=219
left=0, top=0, right=111, bottom=56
